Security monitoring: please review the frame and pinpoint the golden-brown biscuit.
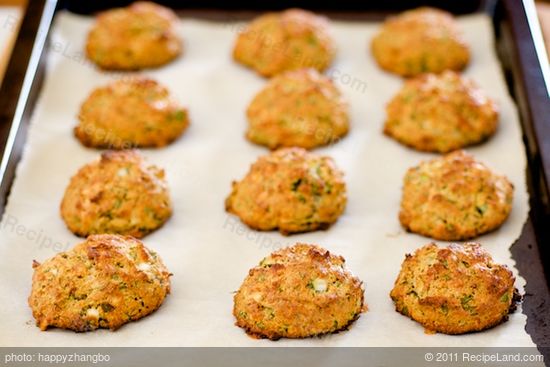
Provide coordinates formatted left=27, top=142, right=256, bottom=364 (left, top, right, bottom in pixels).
left=225, top=148, right=346, bottom=235
left=75, top=77, right=189, bottom=149
left=399, top=150, right=514, bottom=241
left=233, top=9, right=335, bottom=77
left=234, top=243, right=365, bottom=339
left=246, top=68, right=349, bottom=149
left=384, top=71, right=498, bottom=153
left=390, top=242, right=517, bottom=334
left=371, top=7, right=470, bottom=77
left=86, top=2, right=182, bottom=70
left=60, top=151, right=172, bottom=238
left=29, top=234, right=171, bottom=332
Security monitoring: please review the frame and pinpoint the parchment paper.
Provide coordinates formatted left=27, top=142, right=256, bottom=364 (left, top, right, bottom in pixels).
left=0, top=12, right=538, bottom=349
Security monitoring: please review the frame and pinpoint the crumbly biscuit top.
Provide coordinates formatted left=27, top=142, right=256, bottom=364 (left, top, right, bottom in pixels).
left=76, top=77, right=189, bottom=149
left=234, top=243, right=364, bottom=339
left=60, top=151, right=172, bottom=238
left=226, top=148, right=346, bottom=234
left=246, top=68, right=349, bottom=149
left=233, top=8, right=335, bottom=77
left=399, top=150, right=514, bottom=240
left=371, top=7, right=469, bottom=76
left=86, top=2, right=181, bottom=70
left=384, top=71, right=499, bottom=153
left=390, top=242, right=516, bottom=334
left=29, top=234, right=171, bottom=331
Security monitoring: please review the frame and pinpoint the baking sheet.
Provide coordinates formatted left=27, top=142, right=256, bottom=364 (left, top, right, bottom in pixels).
left=0, top=11, right=538, bottom=349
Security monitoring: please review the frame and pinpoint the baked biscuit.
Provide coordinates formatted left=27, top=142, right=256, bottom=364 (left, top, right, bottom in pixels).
left=399, top=150, right=514, bottom=241
left=225, top=148, right=346, bottom=235
left=60, top=151, right=172, bottom=238
left=371, top=7, right=470, bottom=77
left=384, top=71, right=498, bottom=153
left=390, top=242, right=517, bottom=334
left=233, top=9, right=335, bottom=77
left=246, top=68, right=349, bottom=149
left=86, top=2, right=182, bottom=70
left=29, top=234, right=171, bottom=332
left=75, top=77, right=189, bottom=149
left=234, top=243, right=365, bottom=339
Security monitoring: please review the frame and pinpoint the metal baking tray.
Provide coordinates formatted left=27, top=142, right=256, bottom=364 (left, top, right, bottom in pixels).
left=0, top=0, right=548, bottom=356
